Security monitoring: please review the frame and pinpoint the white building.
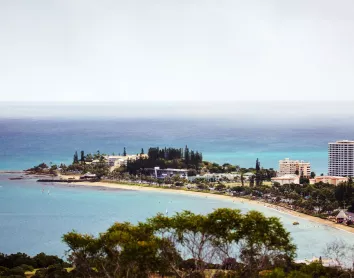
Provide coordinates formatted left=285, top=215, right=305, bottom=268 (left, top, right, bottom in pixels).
left=105, top=154, right=148, bottom=168
left=279, top=158, right=311, bottom=177
left=271, top=174, right=300, bottom=185
left=328, top=140, right=354, bottom=177
left=145, top=167, right=188, bottom=179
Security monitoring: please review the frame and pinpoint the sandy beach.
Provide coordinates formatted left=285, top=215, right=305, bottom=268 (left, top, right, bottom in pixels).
left=68, top=180, right=354, bottom=234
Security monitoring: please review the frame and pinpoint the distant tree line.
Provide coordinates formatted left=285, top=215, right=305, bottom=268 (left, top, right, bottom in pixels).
left=127, top=146, right=203, bottom=174
left=229, top=178, right=354, bottom=217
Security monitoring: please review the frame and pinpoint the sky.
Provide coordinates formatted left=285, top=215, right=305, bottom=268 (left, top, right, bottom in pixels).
left=0, top=1, right=354, bottom=102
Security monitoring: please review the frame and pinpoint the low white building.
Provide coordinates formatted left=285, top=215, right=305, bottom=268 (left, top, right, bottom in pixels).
left=271, top=174, right=300, bottom=185
left=105, top=154, right=148, bottom=167
left=80, top=172, right=97, bottom=179
left=243, top=172, right=255, bottom=180
left=309, top=176, right=348, bottom=186
left=145, top=167, right=188, bottom=179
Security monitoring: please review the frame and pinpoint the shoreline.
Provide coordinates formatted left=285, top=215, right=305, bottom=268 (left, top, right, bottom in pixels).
left=3, top=172, right=354, bottom=235
left=71, top=180, right=354, bottom=234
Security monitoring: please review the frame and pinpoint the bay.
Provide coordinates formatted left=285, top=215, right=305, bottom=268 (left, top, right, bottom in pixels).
left=1, top=174, right=353, bottom=260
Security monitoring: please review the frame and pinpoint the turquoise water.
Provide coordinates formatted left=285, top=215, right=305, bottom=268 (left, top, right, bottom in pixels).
left=1, top=117, right=354, bottom=260
left=1, top=118, right=353, bottom=174
left=1, top=173, right=354, bottom=260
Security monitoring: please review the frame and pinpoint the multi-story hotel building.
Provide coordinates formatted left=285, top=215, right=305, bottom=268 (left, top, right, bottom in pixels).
left=328, top=140, right=354, bottom=177
left=278, top=158, right=311, bottom=177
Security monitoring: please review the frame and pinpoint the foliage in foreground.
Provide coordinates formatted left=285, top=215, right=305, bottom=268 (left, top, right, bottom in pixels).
left=62, top=208, right=296, bottom=277
left=1, top=210, right=354, bottom=277
left=0, top=252, right=68, bottom=278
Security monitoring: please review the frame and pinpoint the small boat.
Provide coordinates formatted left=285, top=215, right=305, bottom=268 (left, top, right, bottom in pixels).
left=293, top=221, right=299, bottom=225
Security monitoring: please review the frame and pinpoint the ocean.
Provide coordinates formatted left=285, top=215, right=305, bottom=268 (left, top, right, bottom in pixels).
left=1, top=173, right=354, bottom=260
left=1, top=117, right=353, bottom=173
left=1, top=115, right=354, bottom=260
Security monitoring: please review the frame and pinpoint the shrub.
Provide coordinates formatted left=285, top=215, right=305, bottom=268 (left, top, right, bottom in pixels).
left=0, top=266, right=9, bottom=275
left=3, top=266, right=25, bottom=277
left=19, top=264, right=34, bottom=271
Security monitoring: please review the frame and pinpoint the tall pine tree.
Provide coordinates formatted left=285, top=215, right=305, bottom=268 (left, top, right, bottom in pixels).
left=184, top=145, right=190, bottom=165
left=255, top=158, right=262, bottom=186
left=80, top=151, right=85, bottom=163
left=73, top=151, right=79, bottom=164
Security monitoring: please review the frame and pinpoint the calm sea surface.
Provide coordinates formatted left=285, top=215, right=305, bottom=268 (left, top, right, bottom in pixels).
left=1, top=117, right=354, bottom=259
left=1, top=173, right=354, bottom=260
left=1, top=118, right=354, bottom=173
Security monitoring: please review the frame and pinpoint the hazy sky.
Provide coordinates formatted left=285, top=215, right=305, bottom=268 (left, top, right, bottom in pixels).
left=1, top=0, right=354, bottom=102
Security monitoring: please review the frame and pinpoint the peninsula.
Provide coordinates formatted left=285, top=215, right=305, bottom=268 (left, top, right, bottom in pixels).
left=23, top=146, right=354, bottom=234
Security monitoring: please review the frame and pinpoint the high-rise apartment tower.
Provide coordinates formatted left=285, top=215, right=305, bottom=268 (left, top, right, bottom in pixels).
left=328, top=140, right=354, bottom=177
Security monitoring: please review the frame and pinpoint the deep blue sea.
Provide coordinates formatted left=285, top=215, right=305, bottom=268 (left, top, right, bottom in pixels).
left=1, top=116, right=354, bottom=260
left=1, top=117, right=354, bottom=173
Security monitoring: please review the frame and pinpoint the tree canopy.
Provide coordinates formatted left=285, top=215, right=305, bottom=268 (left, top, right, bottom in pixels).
left=63, top=208, right=296, bottom=278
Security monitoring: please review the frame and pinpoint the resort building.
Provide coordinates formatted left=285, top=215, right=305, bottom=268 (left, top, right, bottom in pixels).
left=104, top=154, right=148, bottom=168
left=144, top=167, right=188, bottom=179
left=309, top=176, right=348, bottom=186
left=328, top=140, right=354, bottom=177
left=278, top=158, right=311, bottom=177
left=271, top=174, right=300, bottom=185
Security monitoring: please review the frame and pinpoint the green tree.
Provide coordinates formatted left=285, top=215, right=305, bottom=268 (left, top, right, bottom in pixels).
left=215, top=183, right=226, bottom=191
left=123, top=147, right=127, bottom=156
left=80, top=150, right=85, bottom=163
left=249, top=175, right=255, bottom=187
left=63, top=209, right=296, bottom=278
left=73, top=151, right=79, bottom=164
left=63, top=222, right=174, bottom=278
left=238, top=211, right=296, bottom=276
left=241, top=173, right=245, bottom=186
left=91, top=159, right=109, bottom=179
left=255, top=159, right=263, bottom=187
left=184, top=145, right=190, bottom=165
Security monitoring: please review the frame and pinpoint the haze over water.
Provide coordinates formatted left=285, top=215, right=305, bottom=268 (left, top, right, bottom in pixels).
left=1, top=101, right=354, bottom=174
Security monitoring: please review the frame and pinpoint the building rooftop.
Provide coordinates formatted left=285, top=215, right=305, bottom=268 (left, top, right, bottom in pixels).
left=145, top=167, right=188, bottom=172
left=310, top=176, right=348, bottom=179
left=272, top=174, right=298, bottom=180
left=329, top=140, right=354, bottom=144
left=279, top=158, right=310, bottom=163
left=336, top=210, right=348, bottom=219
